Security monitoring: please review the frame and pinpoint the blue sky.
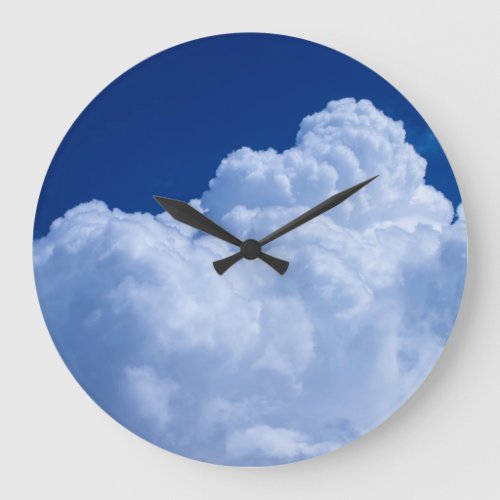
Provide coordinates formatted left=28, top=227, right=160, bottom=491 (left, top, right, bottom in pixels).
left=34, top=33, right=460, bottom=238
left=33, top=34, right=467, bottom=466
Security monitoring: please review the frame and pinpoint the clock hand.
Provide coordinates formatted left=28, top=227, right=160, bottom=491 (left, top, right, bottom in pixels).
left=153, top=196, right=242, bottom=247
left=153, top=196, right=288, bottom=274
left=213, top=248, right=289, bottom=275
left=213, top=253, right=244, bottom=275
left=257, top=252, right=289, bottom=275
left=211, top=175, right=378, bottom=275
left=259, top=175, right=378, bottom=246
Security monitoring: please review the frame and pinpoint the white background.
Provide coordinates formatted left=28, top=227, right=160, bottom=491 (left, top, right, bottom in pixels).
left=1, top=1, right=499, bottom=498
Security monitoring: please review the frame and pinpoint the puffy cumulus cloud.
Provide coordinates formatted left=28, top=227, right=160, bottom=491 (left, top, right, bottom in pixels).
left=34, top=98, right=467, bottom=465
left=202, top=98, right=452, bottom=237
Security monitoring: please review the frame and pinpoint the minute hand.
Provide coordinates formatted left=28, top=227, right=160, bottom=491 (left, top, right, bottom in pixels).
left=259, top=175, right=378, bottom=246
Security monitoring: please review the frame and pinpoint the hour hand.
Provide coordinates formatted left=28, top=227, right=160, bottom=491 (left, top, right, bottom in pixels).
left=153, top=196, right=288, bottom=274
left=153, top=196, right=242, bottom=247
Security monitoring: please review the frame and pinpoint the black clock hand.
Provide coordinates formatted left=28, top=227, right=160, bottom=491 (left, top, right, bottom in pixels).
left=213, top=252, right=244, bottom=275
left=256, top=253, right=289, bottom=274
left=153, top=196, right=242, bottom=246
left=153, top=196, right=288, bottom=274
left=213, top=249, right=289, bottom=276
left=212, top=175, right=378, bottom=275
left=259, top=175, right=378, bottom=246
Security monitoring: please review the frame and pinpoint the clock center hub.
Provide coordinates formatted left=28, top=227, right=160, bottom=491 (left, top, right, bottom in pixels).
left=240, top=239, right=262, bottom=260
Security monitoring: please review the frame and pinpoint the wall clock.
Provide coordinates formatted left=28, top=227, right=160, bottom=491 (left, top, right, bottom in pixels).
left=33, top=33, right=467, bottom=466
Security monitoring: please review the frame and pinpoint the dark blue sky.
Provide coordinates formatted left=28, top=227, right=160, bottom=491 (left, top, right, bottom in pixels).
left=34, top=33, right=460, bottom=237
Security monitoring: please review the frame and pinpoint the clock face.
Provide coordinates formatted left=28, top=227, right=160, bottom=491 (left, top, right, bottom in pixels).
left=34, top=33, right=467, bottom=466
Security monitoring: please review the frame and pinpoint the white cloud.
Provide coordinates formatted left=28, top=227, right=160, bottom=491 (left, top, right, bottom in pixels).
left=34, top=98, right=467, bottom=465
left=124, top=366, right=178, bottom=430
left=226, top=425, right=339, bottom=462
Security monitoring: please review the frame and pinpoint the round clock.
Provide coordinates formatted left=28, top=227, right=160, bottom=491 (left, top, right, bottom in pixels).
left=34, top=33, right=467, bottom=466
